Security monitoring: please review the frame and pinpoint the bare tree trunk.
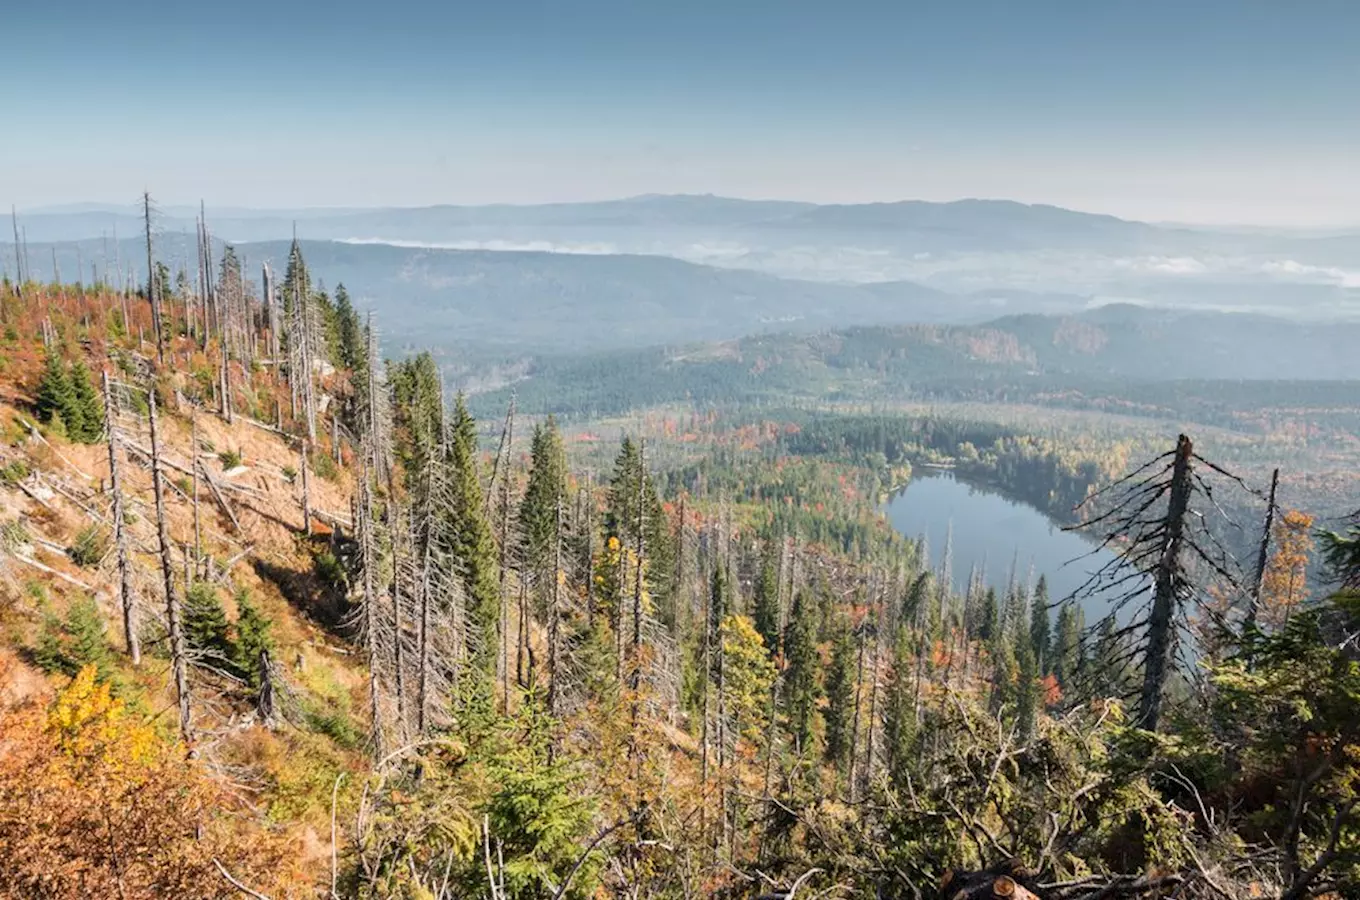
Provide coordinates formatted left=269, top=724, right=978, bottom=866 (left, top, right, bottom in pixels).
left=547, top=496, right=564, bottom=718
left=103, top=372, right=139, bottom=665
left=629, top=440, right=646, bottom=717
left=149, top=389, right=190, bottom=743
left=300, top=439, right=312, bottom=536
left=848, top=606, right=866, bottom=801
left=862, top=590, right=883, bottom=797
left=390, top=487, right=407, bottom=740
left=360, top=453, right=384, bottom=757
left=219, top=340, right=233, bottom=423
left=1138, top=434, right=1194, bottom=733
left=143, top=193, right=164, bottom=363
left=257, top=649, right=276, bottom=728
left=494, top=396, right=514, bottom=713
left=10, top=206, right=23, bottom=299
left=1246, top=467, right=1280, bottom=637
left=191, top=415, right=202, bottom=580
left=699, top=537, right=712, bottom=842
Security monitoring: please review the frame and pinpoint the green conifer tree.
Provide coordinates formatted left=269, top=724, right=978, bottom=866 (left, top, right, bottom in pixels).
left=881, top=624, right=916, bottom=781
left=232, top=589, right=275, bottom=688
left=67, top=359, right=102, bottom=443
left=519, top=416, right=568, bottom=611
left=979, top=586, right=999, bottom=644
left=184, top=582, right=232, bottom=663
left=1016, top=639, right=1040, bottom=738
left=36, top=352, right=74, bottom=433
left=1053, top=599, right=1084, bottom=687
left=752, top=546, right=781, bottom=655
left=333, top=283, right=362, bottom=372
left=782, top=589, right=822, bottom=756
left=604, top=437, right=673, bottom=620
left=33, top=596, right=113, bottom=680
left=448, top=393, right=500, bottom=672
left=1029, top=574, right=1052, bottom=674
left=823, top=615, right=856, bottom=770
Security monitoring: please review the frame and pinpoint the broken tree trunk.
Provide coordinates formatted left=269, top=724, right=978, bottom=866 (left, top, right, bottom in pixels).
left=1246, top=467, right=1280, bottom=637
left=300, top=439, right=312, bottom=536
left=1138, top=434, right=1194, bottom=733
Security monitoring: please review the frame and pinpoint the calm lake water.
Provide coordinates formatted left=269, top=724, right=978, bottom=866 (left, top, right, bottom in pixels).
left=884, top=472, right=1120, bottom=621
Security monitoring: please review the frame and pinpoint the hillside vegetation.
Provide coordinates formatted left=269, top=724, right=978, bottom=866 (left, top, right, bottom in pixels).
left=0, top=234, right=1357, bottom=900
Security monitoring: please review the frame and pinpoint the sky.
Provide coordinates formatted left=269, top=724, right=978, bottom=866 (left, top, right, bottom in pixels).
left=4, top=0, right=1359, bottom=227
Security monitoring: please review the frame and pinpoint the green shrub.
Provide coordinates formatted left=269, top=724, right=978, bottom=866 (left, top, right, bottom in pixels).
left=68, top=525, right=109, bottom=567
left=299, top=697, right=362, bottom=749
left=311, top=449, right=338, bottom=482
left=35, top=352, right=103, bottom=444
left=184, top=582, right=231, bottom=662
left=32, top=595, right=113, bottom=680
left=0, top=519, right=30, bottom=550
left=219, top=448, right=243, bottom=470
left=0, top=459, right=30, bottom=485
left=313, top=550, right=347, bottom=591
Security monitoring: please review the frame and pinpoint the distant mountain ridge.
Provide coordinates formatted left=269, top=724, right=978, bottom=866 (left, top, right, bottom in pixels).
left=472, top=304, right=1360, bottom=419
left=12, top=194, right=1358, bottom=314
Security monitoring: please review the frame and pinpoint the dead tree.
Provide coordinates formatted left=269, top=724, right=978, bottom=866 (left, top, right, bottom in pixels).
left=257, top=649, right=276, bottom=728
left=389, top=488, right=408, bottom=740
left=359, top=449, right=384, bottom=757
left=1066, top=433, right=1254, bottom=732
left=1245, top=467, right=1280, bottom=636
left=490, top=394, right=515, bottom=712
left=10, top=206, right=23, bottom=298
left=143, top=192, right=164, bottom=363
left=102, top=371, right=139, bottom=665
left=191, top=416, right=202, bottom=575
left=547, top=496, right=564, bottom=718
left=629, top=438, right=647, bottom=738
left=300, top=439, right=312, bottom=536
left=149, top=388, right=191, bottom=743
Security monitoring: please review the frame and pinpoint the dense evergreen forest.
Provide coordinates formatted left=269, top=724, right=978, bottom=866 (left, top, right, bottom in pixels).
left=0, top=220, right=1356, bottom=900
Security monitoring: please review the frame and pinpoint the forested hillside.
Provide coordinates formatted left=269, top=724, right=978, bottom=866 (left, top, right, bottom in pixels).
left=0, top=225, right=1357, bottom=900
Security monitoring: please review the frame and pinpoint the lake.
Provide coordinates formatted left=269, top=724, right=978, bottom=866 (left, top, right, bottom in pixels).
left=883, top=471, right=1121, bottom=621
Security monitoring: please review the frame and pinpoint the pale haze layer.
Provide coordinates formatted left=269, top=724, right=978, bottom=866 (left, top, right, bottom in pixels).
left=7, top=0, right=1360, bottom=227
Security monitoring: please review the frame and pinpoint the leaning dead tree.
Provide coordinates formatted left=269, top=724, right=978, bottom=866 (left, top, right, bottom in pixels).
left=1066, top=434, right=1255, bottom=731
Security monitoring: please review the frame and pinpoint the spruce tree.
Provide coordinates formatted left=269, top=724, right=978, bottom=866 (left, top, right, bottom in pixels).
left=232, top=589, right=275, bottom=688
left=1029, top=574, right=1051, bottom=674
left=881, top=624, right=915, bottom=781
left=390, top=353, right=444, bottom=485
left=1016, top=640, right=1040, bottom=738
left=33, top=596, right=113, bottom=680
left=979, top=586, right=999, bottom=644
left=447, top=393, right=500, bottom=672
left=1053, top=599, right=1084, bottom=687
left=184, top=582, right=232, bottom=663
left=519, top=416, right=568, bottom=602
left=605, top=437, right=673, bottom=619
left=334, top=283, right=362, bottom=372
left=67, top=359, right=102, bottom=443
left=823, top=615, right=856, bottom=769
left=782, top=589, right=821, bottom=756
left=752, top=546, right=781, bottom=655
left=36, top=352, right=74, bottom=434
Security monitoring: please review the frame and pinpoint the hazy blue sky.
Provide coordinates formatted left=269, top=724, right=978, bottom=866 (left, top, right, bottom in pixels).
left=5, top=0, right=1358, bottom=226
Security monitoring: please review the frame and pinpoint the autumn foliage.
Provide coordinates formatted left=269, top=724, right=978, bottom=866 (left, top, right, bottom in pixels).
left=0, top=666, right=291, bottom=899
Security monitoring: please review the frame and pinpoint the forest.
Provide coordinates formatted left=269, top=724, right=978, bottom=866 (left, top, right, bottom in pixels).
left=0, top=211, right=1356, bottom=900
